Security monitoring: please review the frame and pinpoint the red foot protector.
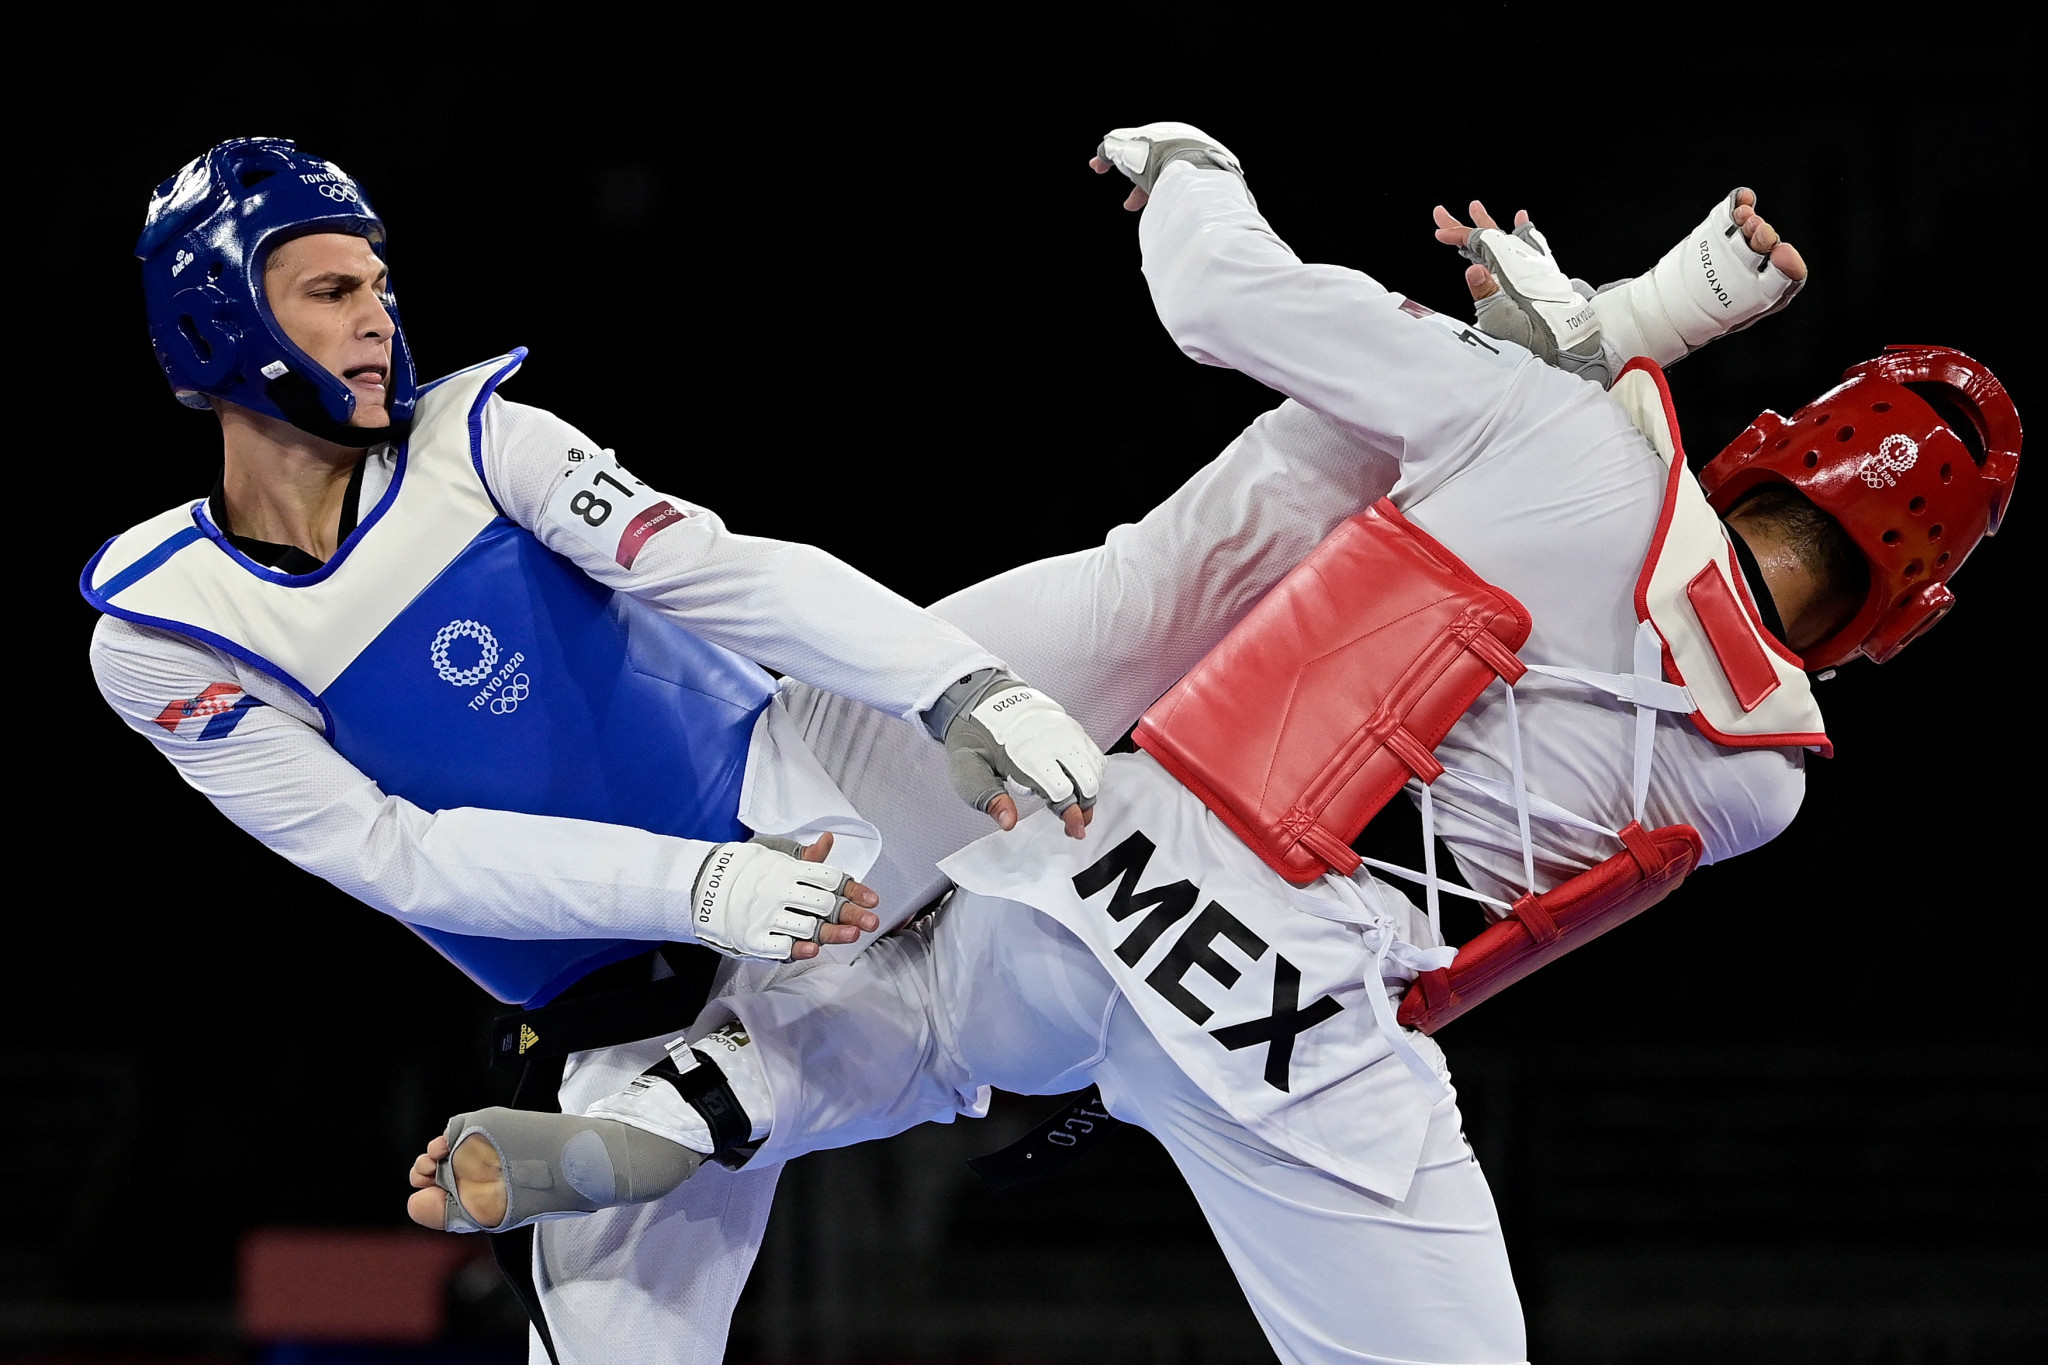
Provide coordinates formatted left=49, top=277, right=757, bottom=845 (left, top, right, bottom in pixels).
left=1134, top=499, right=1531, bottom=885
left=1397, top=820, right=1704, bottom=1034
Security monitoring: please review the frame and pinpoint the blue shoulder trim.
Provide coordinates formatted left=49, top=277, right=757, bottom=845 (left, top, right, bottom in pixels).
left=465, top=348, right=529, bottom=518
left=417, top=348, right=524, bottom=398
left=84, top=524, right=204, bottom=602
left=80, top=515, right=333, bottom=730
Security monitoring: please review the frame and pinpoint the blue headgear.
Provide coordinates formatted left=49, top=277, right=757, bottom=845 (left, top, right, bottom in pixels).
left=136, top=137, right=417, bottom=447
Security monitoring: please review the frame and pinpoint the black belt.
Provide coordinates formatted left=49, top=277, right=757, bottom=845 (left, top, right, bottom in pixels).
left=488, top=945, right=721, bottom=1070
left=487, top=942, right=720, bottom=1364
left=969, top=1086, right=1125, bottom=1192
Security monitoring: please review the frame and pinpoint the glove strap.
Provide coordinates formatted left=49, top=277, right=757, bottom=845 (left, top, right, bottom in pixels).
left=921, top=666, right=1008, bottom=741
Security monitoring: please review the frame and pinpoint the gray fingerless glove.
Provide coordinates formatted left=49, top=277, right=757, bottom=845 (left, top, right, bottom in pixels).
left=923, top=667, right=1105, bottom=817
left=1463, top=221, right=1612, bottom=387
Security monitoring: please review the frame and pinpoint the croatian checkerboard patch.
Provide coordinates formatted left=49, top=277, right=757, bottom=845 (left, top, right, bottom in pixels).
left=152, top=683, right=263, bottom=740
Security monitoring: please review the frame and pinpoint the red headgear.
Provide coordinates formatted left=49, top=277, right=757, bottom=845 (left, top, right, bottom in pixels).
left=1699, top=345, right=2021, bottom=670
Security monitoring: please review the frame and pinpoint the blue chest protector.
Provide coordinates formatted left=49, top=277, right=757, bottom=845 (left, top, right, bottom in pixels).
left=325, top=530, right=773, bottom=1005
left=83, top=353, right=776, bottom=1007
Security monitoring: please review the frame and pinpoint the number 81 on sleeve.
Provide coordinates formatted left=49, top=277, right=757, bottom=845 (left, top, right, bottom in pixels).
left=546, top=452, right=691, bottom=570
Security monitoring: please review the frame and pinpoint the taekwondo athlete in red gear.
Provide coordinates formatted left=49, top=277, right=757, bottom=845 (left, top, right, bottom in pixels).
left=415, top=124, right=2020, bottom=1365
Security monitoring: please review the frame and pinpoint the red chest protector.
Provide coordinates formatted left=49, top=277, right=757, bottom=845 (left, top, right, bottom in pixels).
left=1133, top=497, right=1706, bottom=1035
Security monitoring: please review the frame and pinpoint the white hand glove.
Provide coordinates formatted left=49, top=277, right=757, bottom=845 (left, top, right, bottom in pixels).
left=1463, top=222, right=1605, bottom=380
left=1591, top=187, right=1804, bottom=368
left=1096, top=121, right=1244, bottom=195
left=688, top=841, right=855, bottom=962
left=925, top=668, right=1106, bottom=818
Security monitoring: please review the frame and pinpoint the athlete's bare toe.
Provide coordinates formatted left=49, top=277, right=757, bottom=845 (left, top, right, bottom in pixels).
left=408, top=1133, right=449, bottom=1189
left=407, top=1185, right=450, bottom=1230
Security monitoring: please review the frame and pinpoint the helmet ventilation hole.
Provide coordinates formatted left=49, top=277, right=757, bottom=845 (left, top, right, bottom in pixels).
left=1895, top=592, right=1915, bottom=609
left=1908, top=496, right=1927, bottom=513
left=1773, top=437, right=1790, bottom=451
left=1939, top=463, right=1954, bottom=482
left=1813, top=413, right=1830, bottom=425
left=1881, top=529, right=1901, bottom=545
left=1803, top=450, right=1819, bottom=468
left=1836, top=425, right=1856, bottom=442
left=1936, top=551, right=1951, bottom=567
left=1871, top=402, right=1892, bottom=413
left=238, top=168, right=275, bottom=189
left=207, top=260, right=224, bottom=280
left=1904, top=560, right=1923, bottom=579
left=176, top=314, right=213, bottom=361
left=1928, top=524, right=1943, bottom=541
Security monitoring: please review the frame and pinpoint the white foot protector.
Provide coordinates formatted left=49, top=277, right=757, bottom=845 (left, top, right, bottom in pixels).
left=432, top=1109, right=704, bottom=1234
left=1591, top=188, right=1804, bottom=367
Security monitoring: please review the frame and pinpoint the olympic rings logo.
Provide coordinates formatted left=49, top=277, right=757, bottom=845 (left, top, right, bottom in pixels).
left=490, top=674, right=532, bottom=715
left=430, top=619, right=500, bottom=687
left=1858, top=433, right=1919, bottom=489
left=318, top=183, right=360, bottom=202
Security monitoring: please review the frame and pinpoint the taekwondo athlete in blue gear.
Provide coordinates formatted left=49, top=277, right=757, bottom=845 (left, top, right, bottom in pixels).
left=79, top=134, right=1114, bottom=1365
left=84, top=136, right=1106, bottom=1006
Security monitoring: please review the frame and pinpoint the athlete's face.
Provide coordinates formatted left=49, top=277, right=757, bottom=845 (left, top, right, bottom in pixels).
left=263, top=232, right=395, bottom=428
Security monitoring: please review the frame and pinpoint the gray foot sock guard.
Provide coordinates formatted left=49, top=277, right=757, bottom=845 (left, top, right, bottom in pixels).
left=433, top=1107, right=705, bottom=1234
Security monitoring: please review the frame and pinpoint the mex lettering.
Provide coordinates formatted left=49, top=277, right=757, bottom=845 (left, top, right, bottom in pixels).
left=1072, top=832, right=1343, bottom=1093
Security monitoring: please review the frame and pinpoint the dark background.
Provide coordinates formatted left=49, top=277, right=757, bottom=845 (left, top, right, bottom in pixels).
left=13, top=5, right=2040, bottom=1362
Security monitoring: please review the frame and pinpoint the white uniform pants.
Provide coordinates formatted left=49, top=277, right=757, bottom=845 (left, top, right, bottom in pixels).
left=720, top=894, right=1527, bottom=1365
